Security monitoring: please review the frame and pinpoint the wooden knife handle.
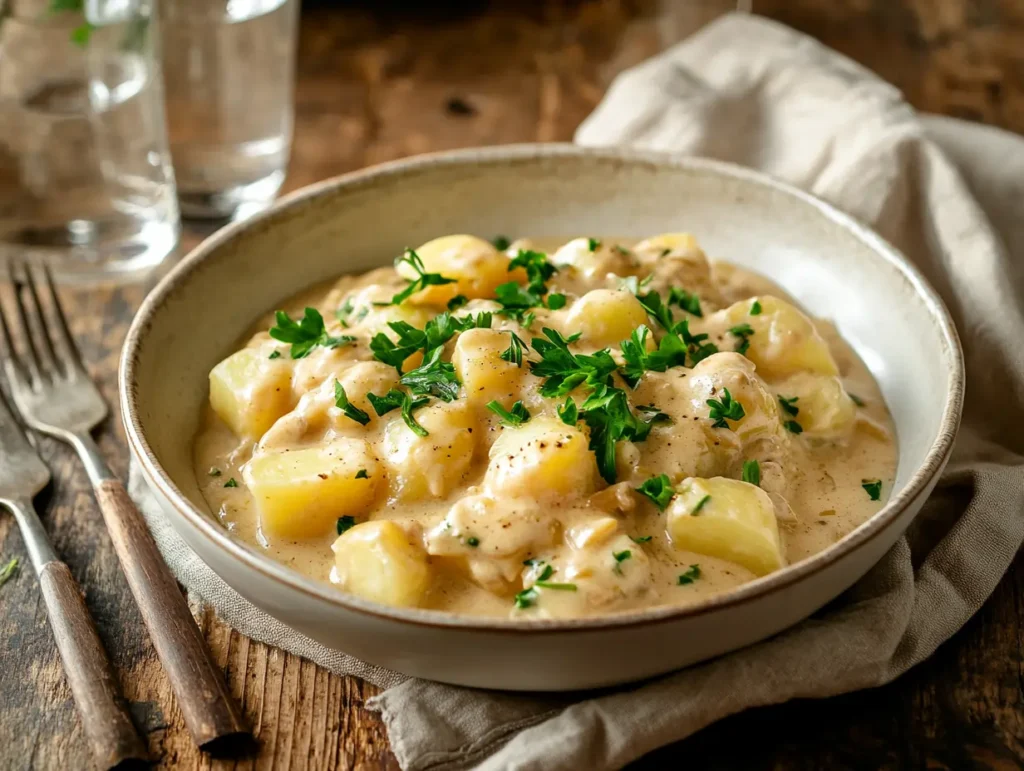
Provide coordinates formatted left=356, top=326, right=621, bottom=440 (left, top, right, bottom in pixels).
left=38, top=560, right=150, bottom=770
left=95, top=478, right=249, bottom=752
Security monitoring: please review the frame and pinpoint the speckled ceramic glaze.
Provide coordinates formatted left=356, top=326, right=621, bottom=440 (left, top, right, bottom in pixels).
left=120, top=145, right=963, bottom=691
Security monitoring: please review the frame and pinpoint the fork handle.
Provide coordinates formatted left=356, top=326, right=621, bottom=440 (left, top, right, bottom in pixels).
left=38, top=560, right=152, bottom=770
left=92, top=476, right=249, bottom=751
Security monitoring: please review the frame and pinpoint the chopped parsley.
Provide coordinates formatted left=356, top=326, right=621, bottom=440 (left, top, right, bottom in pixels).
left=529, top=327, right=617, bottom=398
left=336, top=516, right=357, bottom=535
left=494, top=249, right=560, bottom=320
left=269, top=308, right=356, bottom=359
left=546, top=293, right=567, bottom=310
left=635, top=291, right=717, bottom=366
left=535, top=564, right=554, bottom=581
left=691, top=494, right=711, bottom=515
left=492, top=235, right=511, bottom=250
left=677, top=564, right=702, bottom=585
left=371, top=311, right=479, bottom=378
left=778, top=395, right=800, bottom=416
left=500, top=332, right=527, bottom=367
left=334, top=381, right=371, bottom=425
left=750, top=300, right=762, bottom=316
left=784, top=420, right=804, bottom=434
left=536, top=581, right=577, bottom=591
left=223, top=478, right=238, bottom=488
left=355, top=469, right=369, bottom=479
left=379, top=248, right=457, bottom=306
left=466, top=536, right=480, bottom=547
left=707, top=388, right=745, bottom=428
left=635, top=473, right=676, bottom=511
left=742, top=459, right=760, bottom=487
left=447, top=294, right=469, bottom=311
left=487, top=400, right=530, bottom=426
left=729, top=323, right=754, bottom=356
left=208, top=467, right=222, bottom=477
left=509, top=249, right=557, bottom=294
left=619, top=325, right=689, bottom=386
left=557, top=396, right=578, bottom=425
left=0, top=557, right=18, bottom=588
left=613, top=549, right=632, bottom=574
left=587, top=237, right=601, bottom=252
left=400, top=346, right=461, bottom=402
left=580, top=384, right=667, bottom=483
left=862, top=479, right=882, bottom=501
left=367, top=388, right=430, bottom=436
left=630, top=535, right=653, bottom=544
left=335, top=297, right=355, bottom=325
left=850, top=392, right=866, bottom=407
left=268, top=351, right=282, bottom=359
left=514, top=587, right=538, bottom=609
left=669, top=287, right=703, bottom=317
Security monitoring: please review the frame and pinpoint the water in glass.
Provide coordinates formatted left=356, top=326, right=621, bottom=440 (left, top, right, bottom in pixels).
left=0, top=0, right=179, bottom=283
left=162, top=0, right=299, bottom=219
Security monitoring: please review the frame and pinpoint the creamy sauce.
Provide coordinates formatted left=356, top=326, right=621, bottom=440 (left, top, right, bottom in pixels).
left=193, top=234, right=897, bottom=619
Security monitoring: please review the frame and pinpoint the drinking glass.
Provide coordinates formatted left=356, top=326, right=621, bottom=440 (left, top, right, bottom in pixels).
left=161, top=0, right=299, bottom=219
left=0, top=0, right=180, bottom=283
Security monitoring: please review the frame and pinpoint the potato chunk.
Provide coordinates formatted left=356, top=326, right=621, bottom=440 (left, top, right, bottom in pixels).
left=452, top=327, right=527, bottom=408
left=485, top=416, right=598, bottom=502
left=399, top=235, right=518, bottom=305
left=382, top=401, right=478, bottom=500
left=719, top=296, right=839, bottom=378
left=209, top=348, right=292, bottom=439
left=667, top=476, right=784, bottom=576
left=775, top=372, right=857, bottom=440
left=551, top=237, right=639, bottom=278
left=565, top=289, right=650, bottom=348
left=244, top=438, right=381, bottom=541
left=332, top=520, right=430, bottom=607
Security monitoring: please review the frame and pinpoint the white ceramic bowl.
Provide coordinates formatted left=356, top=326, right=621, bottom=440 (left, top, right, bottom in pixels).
left=120, top=145, right=963, bottom=691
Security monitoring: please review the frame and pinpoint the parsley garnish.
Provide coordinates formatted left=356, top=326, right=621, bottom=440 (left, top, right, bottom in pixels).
left=784, top=420, right=804, bottom=434
left=370, top=311, right=477, bottom=376
left=529, top=327, right=617, bottom=398
left=729, top=323, right=754, bottom=356
left=630, top=535, right=653, bottom=543
left=500, top=332, right=527, bottom=367
left=509, top=249, right=557, bottom=294
left=742, top=459, right=760, bottom=487
left=691, top=494, right=711, bottom=515
left=447, top=294, right=469, bottom=311
left=613, top=549, right=631, bottom=574
left=587, top=237, right=601, bottom=251
left=536, top=581, right=577, bottom=591
left=0, top=557, right=18, bottom=588
left=400, top=346, right=461, bottom=401
left=536, top=564, right=554, bottom=581
left=466, top=536, right=480, bottom=547
left=367, top=389, right=430, bottom=436
left=557, top=396, right=578, bottom=425
left=514, top=587, right=538, bottom=609
left=355, top=469, right=369, bottom=479
left=707, top=388, right=745, bottom=428
left=335, top=298, right=355, bottom=326
left=635, top=473, right=675, bottom=511
left=268, top=351, right=282, bottom=359
left=750, top=300, right=762, bottom=316
left=492, top=235, right=511, bottom=250
left=381, top=248, right=457, bottom=306
left=581, top=384, right=666, bottom=483
left=224, top=478, right=238, bottom=488
left=619, top=325, right=688, bottom=386
left=208, top=467, right=222, bottom=477
left=546, top=293, right=567, bottom=310
left=862, top=479, right=882, bottom=501
left=334, top=381, right=371, bottom=425
left=669, top=287, right=703, bottom=317
left=487, top=400, right=530, bottom=426
left=677, top=564, right=702, bottom=585
left=778, top=396, right=799, bottom=416
left=336, top=516, right=356, bottom=535
left=269, top=308, right=355, bottom=359
left=850, top=393, right=866, bottom=407
left=636, top=292, right=717, bottom=365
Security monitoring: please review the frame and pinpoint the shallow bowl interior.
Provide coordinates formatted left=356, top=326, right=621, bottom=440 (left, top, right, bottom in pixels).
left=123, top=144, right=962, bottom=635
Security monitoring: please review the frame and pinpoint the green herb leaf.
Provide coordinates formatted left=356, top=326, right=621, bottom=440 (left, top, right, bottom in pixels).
left=381, top=248, right=457, bottom=306
left=466, top=536, right=480, bottom=547
left=750, top=300, right=762, bottom=316
left=677, top=564, right=702, bottom=585
left=669, top=287, right=703, bottom=317
left=508, top=249, right=557, bottom=294
left=355, top=469, right=369, bottom=479
left=557, top=396, right=578, bottom=426
left=487, top=399, right=531, bottom=426
left=862, top=479, right=882, bottom=501
left=0, top=557, right=19, bottom=588
left=269, top=308, right=356, bottom=359
left=447, top=294, right=469, bottom=311
left=535, top=564, right=555, bottom=581
left=367, top=389, right=430, bottom=436
left=400, top=346, right=461, bottom=401
left=492, top=235, right=511, bottom=250
left=612, top=549, right=631, bottom=574
left=742, top=459, right=761, bottom=487
left=268, top=351, right=282, bottom=359
left=500, top=332, right=527, bottom=367
left=580, top=384, right=666, bottom=483
left=630, top=535, right=653, bottom=543
left=530, top=327, right=617, bottom=398
left=513, top=587, right=538, bottom=609
left=784, top=420, right=804, bottom=434
left=336, top=516, right=357, bottom=535
left=546, top=293, right=567, bottom=310
left=587, top=237, right=601, bottom=252
left=691, top=494, right=711, bottom=515
left=778, top=395, right=800, bottom=416
left=334, top=381, right=371, bottom=425
left=224, top=478, right=238, bottom=488
left=635, top=473, right=676, bottom=511
left=729, top=323, right=754, bottom=356
left=535, top=581, right=577, bottom=591
left=707, top=387, right=745, bottom=428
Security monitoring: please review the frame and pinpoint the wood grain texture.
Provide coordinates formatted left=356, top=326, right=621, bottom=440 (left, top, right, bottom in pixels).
left=0, top=1, right=1021, bottom=769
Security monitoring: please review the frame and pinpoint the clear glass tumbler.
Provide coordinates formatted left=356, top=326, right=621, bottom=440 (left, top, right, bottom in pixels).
left=161, top=0, right=299, bottom=219
left=0, top=0, right=179, bottom=283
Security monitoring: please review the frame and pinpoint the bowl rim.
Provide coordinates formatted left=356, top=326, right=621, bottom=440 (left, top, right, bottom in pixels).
left=120, top=142, right=965, bottom=634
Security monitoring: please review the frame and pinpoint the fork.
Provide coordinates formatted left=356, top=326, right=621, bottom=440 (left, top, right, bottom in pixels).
left=0, top=260, right=248, bottom=752
left=0, top=389, right=149, bottom=769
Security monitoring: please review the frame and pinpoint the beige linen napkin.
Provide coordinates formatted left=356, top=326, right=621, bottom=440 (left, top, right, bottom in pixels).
left=128, top=13, right=1024, bottom=770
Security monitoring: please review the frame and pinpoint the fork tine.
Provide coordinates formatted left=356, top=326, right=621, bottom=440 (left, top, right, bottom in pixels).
left=40, top=262, right=85, bottom=374
left=0, top=278, right=30, bottom=389
left=3, top=260, right=42, bottom=387
left=20, top=262, right=63, bottom=378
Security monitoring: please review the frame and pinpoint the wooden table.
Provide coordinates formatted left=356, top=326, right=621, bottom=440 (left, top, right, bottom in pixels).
left=2, top=2, right=1023, bottom=768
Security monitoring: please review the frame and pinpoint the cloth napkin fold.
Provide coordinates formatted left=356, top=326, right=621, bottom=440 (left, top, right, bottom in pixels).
left=128, top=12, right=1024, bottom=770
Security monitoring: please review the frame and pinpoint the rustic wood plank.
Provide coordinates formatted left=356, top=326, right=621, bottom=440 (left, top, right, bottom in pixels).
left=1, top=1, right=1022, bottom=769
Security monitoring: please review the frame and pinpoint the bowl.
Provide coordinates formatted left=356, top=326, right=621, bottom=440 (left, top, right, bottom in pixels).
left=120, top=145, right=963, bottom=691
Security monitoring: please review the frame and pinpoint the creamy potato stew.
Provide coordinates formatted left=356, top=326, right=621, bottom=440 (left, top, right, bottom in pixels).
left=194, top=234, right=896, bottom=619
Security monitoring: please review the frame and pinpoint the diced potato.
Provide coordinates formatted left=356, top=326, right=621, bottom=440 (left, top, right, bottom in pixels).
left=551, top=237, right=639, bottom=278
left=667, top=476, right=784, bottom=576
left=452, top=327, right=527, bottom=408
left=399, top=235, right=520, bottom=305
left=485, top=416, right=598, bottom=502
left=720, top=296, right=839, bottom=378
left=775, top=372, right=856, bottom=440
left=565, top=289, right=650, bottom=347
left=382, top=401, right=478, bottom=500
left=332, top=520, right=431, bottom=607
left=631, top=233, right=721, bottom=307
left=244, top=438, right=381, bottom=541
left=686, top=352, right=785, bottom=444
left=632, top=232, right=705, bottom=262
left=209, top=348, right=293, bottom=439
